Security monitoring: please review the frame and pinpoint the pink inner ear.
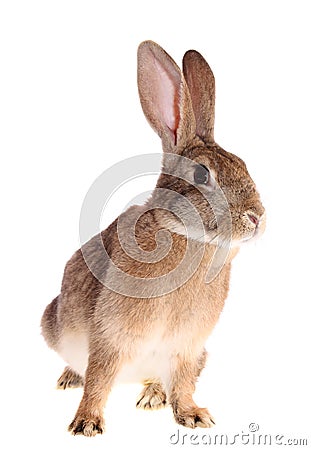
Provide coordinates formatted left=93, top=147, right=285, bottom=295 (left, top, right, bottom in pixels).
left=153, top=58, right=180, bottom=139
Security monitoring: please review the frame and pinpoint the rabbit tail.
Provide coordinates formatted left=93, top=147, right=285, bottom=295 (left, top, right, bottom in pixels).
left=41, top=295, right=60, bottom=350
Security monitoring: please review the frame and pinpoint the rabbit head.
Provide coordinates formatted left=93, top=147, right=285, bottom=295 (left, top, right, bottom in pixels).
left=138, top=41, right=265, bottom=248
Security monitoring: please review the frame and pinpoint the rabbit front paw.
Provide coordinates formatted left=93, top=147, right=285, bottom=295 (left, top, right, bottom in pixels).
left=174, top=407, right=215, bottom=428
left=68, top=415, right=104, bottom=437
left=57, top=366, right=84, bottom=390
left=136, top=382, right=167, bottom=410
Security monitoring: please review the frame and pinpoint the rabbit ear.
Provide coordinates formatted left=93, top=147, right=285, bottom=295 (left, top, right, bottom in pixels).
left=137, top=41, right=196, bottom=151
left=182, top=50, right=215, bottom=143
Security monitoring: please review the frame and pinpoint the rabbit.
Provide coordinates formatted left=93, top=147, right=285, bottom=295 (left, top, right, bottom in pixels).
left=41, top=40, right=265, bottom=437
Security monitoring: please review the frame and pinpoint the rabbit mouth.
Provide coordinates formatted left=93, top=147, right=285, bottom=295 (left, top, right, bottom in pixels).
left=163, top=213, right=264, bottom=248
left=235, top=221, right=265, bottom=246
left=205, top=222, right=262, bottom=248
left=240, top=211, right=266, bottom=244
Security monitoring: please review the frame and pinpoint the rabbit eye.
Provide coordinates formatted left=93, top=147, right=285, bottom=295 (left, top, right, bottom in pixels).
left=194, top=164, right=210, bottom=185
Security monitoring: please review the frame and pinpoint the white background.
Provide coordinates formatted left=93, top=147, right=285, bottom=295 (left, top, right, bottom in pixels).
left=1, top=1, right=310, bottom=449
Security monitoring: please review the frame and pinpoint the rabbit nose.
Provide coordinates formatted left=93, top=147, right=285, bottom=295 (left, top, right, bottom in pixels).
left=246, top=212, right=259, bottom=227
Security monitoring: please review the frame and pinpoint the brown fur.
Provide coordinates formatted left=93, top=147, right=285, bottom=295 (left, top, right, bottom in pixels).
left=41, top=41, right=265, bottom=436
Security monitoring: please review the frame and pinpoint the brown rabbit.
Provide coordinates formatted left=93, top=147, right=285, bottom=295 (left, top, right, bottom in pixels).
left=41, top=40, right=265, bottom=436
